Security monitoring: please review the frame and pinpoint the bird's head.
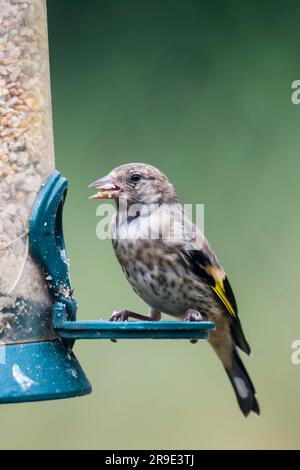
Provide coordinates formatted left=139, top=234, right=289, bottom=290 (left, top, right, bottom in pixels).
left=89, top=163, right=177, bottom=205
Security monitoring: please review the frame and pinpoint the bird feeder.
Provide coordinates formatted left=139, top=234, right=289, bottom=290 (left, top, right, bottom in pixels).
left=0, top=0, right=215, bottom=404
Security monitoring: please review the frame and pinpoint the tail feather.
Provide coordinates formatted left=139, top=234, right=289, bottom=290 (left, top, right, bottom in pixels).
left=230, top=317, right=251, bottom=355
left=225, top=348, right=260, bottom=417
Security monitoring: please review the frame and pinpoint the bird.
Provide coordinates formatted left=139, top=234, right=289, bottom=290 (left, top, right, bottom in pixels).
left=89, top=163, right=260, bottom=417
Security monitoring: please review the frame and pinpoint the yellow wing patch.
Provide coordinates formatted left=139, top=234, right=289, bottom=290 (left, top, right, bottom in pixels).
left=211, top=280, right=237, bottom=319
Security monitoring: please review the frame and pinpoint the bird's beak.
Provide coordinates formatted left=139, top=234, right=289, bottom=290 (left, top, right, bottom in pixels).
left=89, top=174, right=121, bottom=200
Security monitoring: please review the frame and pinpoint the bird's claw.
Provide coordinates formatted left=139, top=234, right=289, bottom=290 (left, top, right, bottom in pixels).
left=109, top=310, right=130, bottom=343
left=109, top=310, right=131, bottom=322
left=184, top=309, right=204, bottom=345
left=184, top=309, right=204, bottom=322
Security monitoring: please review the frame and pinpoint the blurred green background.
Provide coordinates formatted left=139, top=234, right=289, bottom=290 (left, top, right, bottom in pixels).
left=2, top=0, right=300, bottom=449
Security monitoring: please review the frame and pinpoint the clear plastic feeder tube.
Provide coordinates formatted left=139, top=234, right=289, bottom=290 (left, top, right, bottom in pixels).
left=0, top=0, right=55, bottom=343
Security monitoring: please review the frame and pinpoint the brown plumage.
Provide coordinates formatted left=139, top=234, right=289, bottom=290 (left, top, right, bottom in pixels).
left=89, top=163, right=260, bottom=417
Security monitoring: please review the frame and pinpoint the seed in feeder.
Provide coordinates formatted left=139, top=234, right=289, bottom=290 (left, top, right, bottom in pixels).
left=1, top=166, right=12, bottom=176
left=9, top=152, right=17, bottom=162
left=15, top=191, right=24, bottom=201
left=17, top=152, right=28, bottom=166
left=3, top=136, right=13, bottom=143
left=7, top=96, right=20, bottom=107
left=25, top=97, right=38, bottom=109
left=21, top=27, right=34, bottom=39
left=21, top=78, right=38, bottom=90
left=15, top=104, right=27, bottom=112
left=12, top=35, right=21, bottom=46
left=11, top=67, right=22, bottom=82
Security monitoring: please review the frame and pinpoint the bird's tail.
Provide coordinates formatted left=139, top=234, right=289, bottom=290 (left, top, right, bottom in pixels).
left=225, top=348, right=260, bottom=417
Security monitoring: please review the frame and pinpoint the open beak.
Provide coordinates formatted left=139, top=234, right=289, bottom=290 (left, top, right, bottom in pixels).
left=89, top=175, right=121, bottom=200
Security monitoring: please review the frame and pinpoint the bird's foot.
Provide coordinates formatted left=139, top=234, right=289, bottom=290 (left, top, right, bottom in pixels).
left=109, top=310, right=131, bottom=322
left=109, top=310, right=152, bottom=343
left=184, top=309, right=204, bottom=345
left=109, top=310, right=152, bottom=322
left=184, top=309, right=204, bottom=322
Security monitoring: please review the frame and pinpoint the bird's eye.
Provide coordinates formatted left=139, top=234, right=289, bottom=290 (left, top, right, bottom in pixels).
left=129, top=173, right=142, bottom=184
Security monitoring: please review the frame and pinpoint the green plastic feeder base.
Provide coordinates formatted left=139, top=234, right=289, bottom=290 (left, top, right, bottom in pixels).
left=0, top=341, right=92, bottom=404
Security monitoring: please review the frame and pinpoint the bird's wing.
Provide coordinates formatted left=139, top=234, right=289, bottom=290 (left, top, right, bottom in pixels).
left=182, top=249, right=237, bottom=319
left=182, top=248, right=251, bottom=355
left=170, top=205, right=237, bottom=318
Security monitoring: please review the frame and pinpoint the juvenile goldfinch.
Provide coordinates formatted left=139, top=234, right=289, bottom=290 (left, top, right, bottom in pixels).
left=89, top=163, right=260, bottom=417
